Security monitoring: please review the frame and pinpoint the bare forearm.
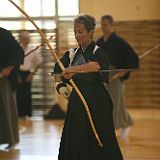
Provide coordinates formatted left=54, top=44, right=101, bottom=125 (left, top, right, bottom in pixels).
left=62, top=62, right=100, bottom=79
left=69, top=62, right=100, bottom=73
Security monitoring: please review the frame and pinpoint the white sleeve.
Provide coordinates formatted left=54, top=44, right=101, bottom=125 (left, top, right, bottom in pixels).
left=33, top=51, right=43, bottom=66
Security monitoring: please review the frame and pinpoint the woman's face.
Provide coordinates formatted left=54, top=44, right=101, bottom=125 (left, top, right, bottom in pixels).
left=74, top=23, right=93, bottom=48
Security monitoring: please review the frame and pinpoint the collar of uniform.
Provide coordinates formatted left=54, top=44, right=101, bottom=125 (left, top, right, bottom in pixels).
left=81, top=41, right=95, bottom=53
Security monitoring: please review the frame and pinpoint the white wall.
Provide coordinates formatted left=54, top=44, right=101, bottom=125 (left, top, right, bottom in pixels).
left=80, top=0, right=160, bottom=21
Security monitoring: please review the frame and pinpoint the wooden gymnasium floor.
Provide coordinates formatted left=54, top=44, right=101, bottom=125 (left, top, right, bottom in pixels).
left=0, top=108, right=160, bottom=160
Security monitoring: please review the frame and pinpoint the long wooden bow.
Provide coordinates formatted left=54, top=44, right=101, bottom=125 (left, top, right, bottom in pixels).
left=8, top=0, right=103, bottom=147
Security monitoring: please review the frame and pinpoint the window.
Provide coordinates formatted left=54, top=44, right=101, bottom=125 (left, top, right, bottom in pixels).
left=0, top=0, right=79, bottom=30
left=0, top=0, right=20, bottom=17
left=58, top=0, right=79, bottom=16
left=24, top=0, right=55, bottom=17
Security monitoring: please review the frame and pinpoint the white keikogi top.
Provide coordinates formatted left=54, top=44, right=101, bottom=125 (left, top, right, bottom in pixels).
left=20, top=45, right=43, bottom=71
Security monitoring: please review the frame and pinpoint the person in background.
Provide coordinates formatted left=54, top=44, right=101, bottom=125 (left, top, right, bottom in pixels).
left=16, top=30, right=43, bottom=119
left=0, top=27, right=24, bottom=150
left=96, top=15, right=139, bottom=137
left=54, top=14, right=123, bottom=160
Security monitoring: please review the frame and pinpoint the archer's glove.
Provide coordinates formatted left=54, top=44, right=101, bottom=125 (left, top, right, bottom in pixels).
left=59, top=86, right=70, bottom=98
left=55, top=82, right=70, bottom=98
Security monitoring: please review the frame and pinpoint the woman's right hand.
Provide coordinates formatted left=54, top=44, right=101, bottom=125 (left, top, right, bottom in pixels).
left=59, top=87, right=70, bottom=98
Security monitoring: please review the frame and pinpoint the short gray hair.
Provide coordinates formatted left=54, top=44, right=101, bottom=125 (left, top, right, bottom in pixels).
left=73, top=14, right=96, bottom=32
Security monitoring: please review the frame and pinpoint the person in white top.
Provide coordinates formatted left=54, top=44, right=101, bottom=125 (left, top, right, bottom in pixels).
left=16, top=30, right=43, bottom=118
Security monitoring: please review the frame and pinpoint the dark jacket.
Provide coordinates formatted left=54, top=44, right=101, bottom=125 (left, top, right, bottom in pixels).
left=96, top=32, right=139, bottom=80
left=0, top=27, right=24, bottom=90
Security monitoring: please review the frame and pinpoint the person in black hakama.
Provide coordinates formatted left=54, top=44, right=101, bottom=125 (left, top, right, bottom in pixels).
left=53, top=14, right=123, bottom=160
left=96, top=15, right=139, bottom=137
left=0, top=27, right=24, bottom=149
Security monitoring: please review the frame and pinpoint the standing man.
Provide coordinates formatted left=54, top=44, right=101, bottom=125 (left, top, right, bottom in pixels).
left=96, top=15, right=139, bottom=137
left=16, top=30, right=43, bottom=118
left=0, top=27, right=24, bottom=149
